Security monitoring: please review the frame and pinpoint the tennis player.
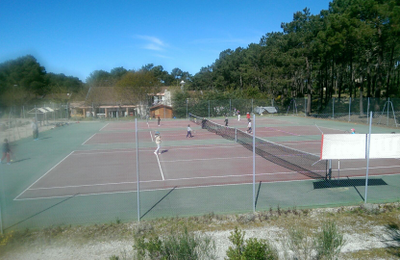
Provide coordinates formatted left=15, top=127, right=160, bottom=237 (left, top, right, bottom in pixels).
left=247, top=120, right=252, bottom=134
left=1, top=138, right=11, bottom=165
left=154, top=131, right=162, bottom=154
left=351, top=128, right=355, bottom=134
left=186, top=124, right=194, bottom=138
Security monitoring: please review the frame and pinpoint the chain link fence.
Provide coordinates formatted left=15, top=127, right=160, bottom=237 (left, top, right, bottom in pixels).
left=182, top=97, right=399, bottom=128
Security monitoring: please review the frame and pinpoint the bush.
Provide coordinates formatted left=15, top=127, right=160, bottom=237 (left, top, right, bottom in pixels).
left=133, top=227, right=216, bottom=260
left=286, top=224, right=314, bottom=260
left=315, top=220, right=345, bottom=260
left=225, top=227, right=278, bottom=260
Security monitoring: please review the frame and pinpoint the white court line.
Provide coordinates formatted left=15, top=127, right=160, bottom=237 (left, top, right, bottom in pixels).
left=73, top=150, right=134, bottom=156
left=14, top=151, right=75, bottom=200
left=82, top=133, right=96, bottom=145
left=16, top=169, right=301, bottom=199
left=161, top=156, right=253, bottom=163
left=99, top=123, right=110, bottom=131
left=155, top=153, right=165, bottom=180
left=14, top=167, right=400, bottom=201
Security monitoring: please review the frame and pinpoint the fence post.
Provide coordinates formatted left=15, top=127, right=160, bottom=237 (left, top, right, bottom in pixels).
left=208, top=100, right=210, bottom=118
left=332, top=98, right=335, bottom=119
left=186, top=98, right=188, bottom=119
left=387, top=97, right=390, bottom=126
left=367, top=97, right=370, bottom=124
left=348, top=97, right=351, bottom=122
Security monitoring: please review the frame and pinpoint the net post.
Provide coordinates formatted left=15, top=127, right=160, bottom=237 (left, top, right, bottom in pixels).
left=326, top=159, right=332, bottom=180
left=235, top=128, right=237, bottom=142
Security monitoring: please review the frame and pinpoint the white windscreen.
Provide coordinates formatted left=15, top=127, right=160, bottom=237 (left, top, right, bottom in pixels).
left=320, top=134, right=366, bottom=160
left=369, top=134, right=400, bottom=159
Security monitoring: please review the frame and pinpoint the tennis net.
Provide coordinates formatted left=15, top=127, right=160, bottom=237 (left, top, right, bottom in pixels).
left=189, top=113, right=326, bottom=179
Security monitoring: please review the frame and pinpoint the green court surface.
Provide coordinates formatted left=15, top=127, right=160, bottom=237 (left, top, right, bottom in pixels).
left=0, top=117, right=399, bottom=232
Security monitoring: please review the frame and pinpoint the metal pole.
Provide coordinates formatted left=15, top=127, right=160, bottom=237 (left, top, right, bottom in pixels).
left=252, top=114, right=256, bottom=212
left=364, top=111, right=372, bottom=203
left=0, top=170, right=4, bottom=234
left=235, top=128, right=237, bottom=143
left=387, top=98, right=390, bottom=126
left=186, top=98, right=188, bottom=119
left=230, top=99, right=232, bottom=116
left=208, top=101, right=210, bottom=118
left=135, top=119, right=141, bottom=221
left=332, top=98, right=335, bottom=119
left=348, top=97, right=351, bottom=122
left=367, top=97, right=370, bottom=124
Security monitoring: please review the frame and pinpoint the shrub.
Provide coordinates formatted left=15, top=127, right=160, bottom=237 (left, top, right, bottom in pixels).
left=287, top=225, right=314, bottom=260
left=133, top=227, right=216, bottom=260
left=315, top=220, right=345, bottom=260
left=225, top=227, right=278, bottom=260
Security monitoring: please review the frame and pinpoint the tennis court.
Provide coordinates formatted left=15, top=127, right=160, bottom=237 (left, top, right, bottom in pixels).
left=1, top=115, right=400, bottom=232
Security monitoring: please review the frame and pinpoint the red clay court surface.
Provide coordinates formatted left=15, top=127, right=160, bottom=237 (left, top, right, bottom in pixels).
left=15, top=120, right=400, bottom=200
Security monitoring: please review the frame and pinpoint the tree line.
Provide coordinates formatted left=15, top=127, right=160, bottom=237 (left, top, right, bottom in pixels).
left=190, top=0, right=400, bottom=114
left=1, top=0, right=399, bottom=115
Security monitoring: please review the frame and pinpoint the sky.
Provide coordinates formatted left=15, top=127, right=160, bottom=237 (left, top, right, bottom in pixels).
left=0, top=0, right=332, bottom=82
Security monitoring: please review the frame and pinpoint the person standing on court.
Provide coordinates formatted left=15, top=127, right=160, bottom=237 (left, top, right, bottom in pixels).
left=154, top=131, right=162, bottom=154
left=1, top=138, right=11, bottom=165
left=31, top=118, right=39, bottom=140
left=351, top=128, right=356, bottom=134
left=237, top=111, right=241, bottom=121
left=224, top=116, right=229, bottom=127
left=247, top=120, right=252, bottom=134
left=201, top=118, right=207, bottom=129
left=246, top=112, right=251, bottom=122
left=186, top=124, right=194, bottom=138
left=157, top=116, right=161, bottom=126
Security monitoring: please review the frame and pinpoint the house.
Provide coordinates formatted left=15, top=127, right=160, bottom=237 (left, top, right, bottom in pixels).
left=70, top=87, right=137, bottom=118
left=150, top=104, right=173, bottom=119
left=69, top=86, right=174, bottom=119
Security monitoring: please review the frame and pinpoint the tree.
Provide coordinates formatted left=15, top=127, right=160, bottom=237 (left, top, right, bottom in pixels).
left=0, top=55, right=48, bottom=106
left=85, top=70, right=113, bottom=87
left=45, top=73, right=84, bottom=95
left=115, top=70, right=161, bottom=105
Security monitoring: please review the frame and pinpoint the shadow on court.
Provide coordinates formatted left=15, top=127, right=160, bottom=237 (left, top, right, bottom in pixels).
left=4, top=194, right=79, bottom=232
left=10, top=158, right=31, bottom=164
left=313, top=178, right=388, bottom=189
left=141, top=186, right=176, bottom=220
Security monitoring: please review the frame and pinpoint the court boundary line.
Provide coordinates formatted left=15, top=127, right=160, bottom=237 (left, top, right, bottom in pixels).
left=13, top=170, right=314, bottom=201
left=160, top=156, right=253, bottom=163
left=14, top=172, right=400, bottom=201
left=14, top=151, right=75, bottom=200
left=99, top=123, right=110, bottom=131
left=155, top=153, right=165, bottom=180
left=82, top=133, right=96, bottom=145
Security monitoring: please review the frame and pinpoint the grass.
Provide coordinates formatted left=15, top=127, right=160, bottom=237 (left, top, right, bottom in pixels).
left=0, top=203, right=399, bottom=259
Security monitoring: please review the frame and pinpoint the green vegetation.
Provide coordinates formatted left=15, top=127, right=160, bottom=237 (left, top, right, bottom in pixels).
left=2, top=0, right=399, bottom=117
left=315, top=221, right=346, bottom=260
left=225, top=227, right=278, bottom=260
left=1, top=203, right=399, bottom=259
